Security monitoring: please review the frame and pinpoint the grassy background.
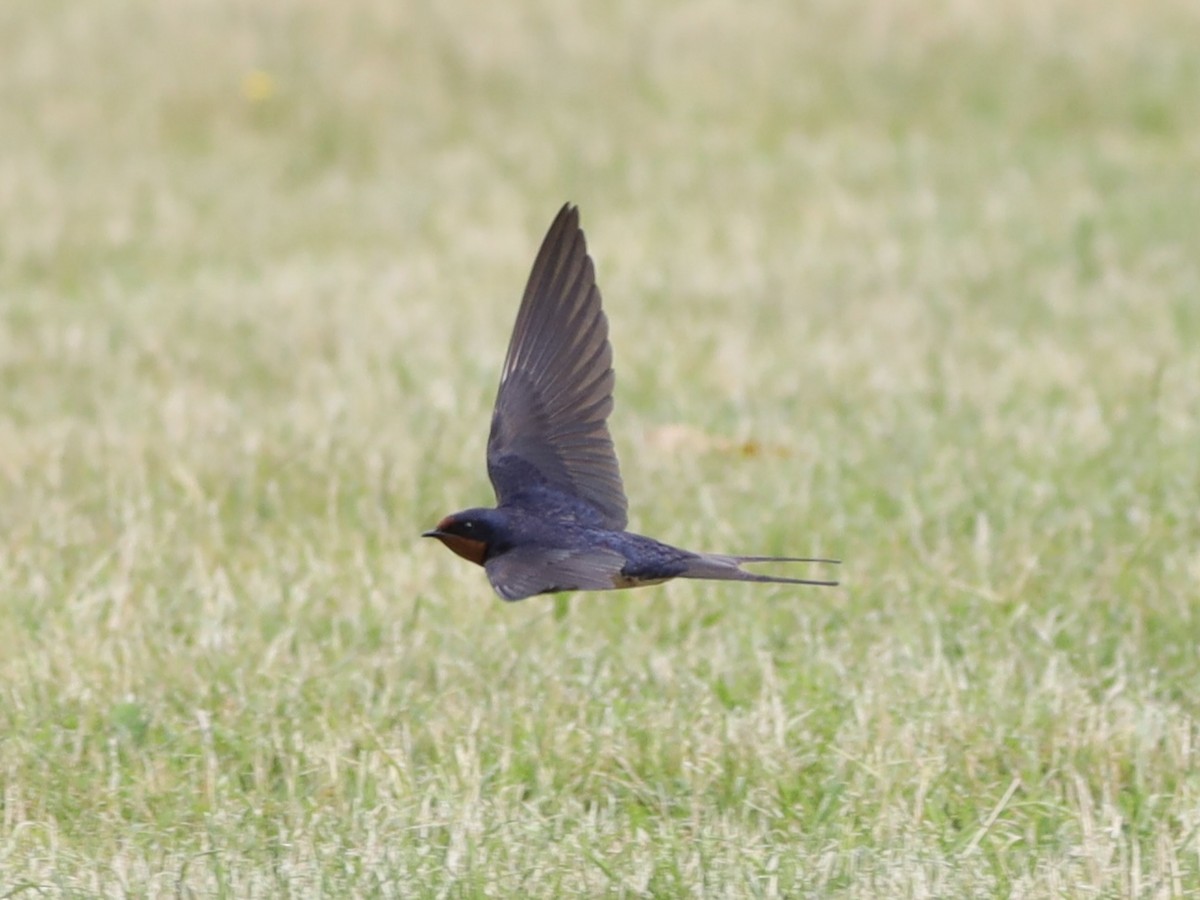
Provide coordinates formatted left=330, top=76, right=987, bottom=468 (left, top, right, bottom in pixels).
left=3, top=0, right=1199, bottom=895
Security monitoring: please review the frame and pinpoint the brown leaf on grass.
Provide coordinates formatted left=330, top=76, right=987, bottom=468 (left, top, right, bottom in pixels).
left=645, top=424, right=792, bottom=458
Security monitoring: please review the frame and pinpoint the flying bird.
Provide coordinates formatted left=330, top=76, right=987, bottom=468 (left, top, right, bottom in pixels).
left=424, top=204, right=839, bottom=601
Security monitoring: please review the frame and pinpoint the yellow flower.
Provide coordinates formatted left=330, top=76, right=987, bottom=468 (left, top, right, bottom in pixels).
left=241, top=70, right=276, bottom=103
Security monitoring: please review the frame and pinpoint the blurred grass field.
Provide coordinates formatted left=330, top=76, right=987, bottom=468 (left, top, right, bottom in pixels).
left=2, top=0, right=1199, bottom=895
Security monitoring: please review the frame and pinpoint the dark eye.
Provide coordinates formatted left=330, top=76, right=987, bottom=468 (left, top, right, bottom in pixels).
left=460, top=521, right=475, bottom=533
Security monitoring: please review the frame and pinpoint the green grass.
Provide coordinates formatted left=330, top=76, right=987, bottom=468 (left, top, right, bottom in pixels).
left=3, top=0, right=1200, bottom=895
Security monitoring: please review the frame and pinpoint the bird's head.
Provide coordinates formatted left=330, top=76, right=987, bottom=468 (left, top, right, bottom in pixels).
left=422, top=508, right=508, bottom=566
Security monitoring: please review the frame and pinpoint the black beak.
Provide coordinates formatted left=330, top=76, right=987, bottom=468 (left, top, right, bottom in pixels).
left=422, top=529, right=443, bottom=538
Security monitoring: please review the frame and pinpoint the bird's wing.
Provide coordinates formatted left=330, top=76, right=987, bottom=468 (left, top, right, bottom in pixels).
left=485, top=545, right=627, bottom=601
left=486, top=204, right=628, bottom=529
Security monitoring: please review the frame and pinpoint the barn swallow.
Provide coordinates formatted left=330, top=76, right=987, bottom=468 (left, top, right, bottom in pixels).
left=424, top=204, right=839, bottom=601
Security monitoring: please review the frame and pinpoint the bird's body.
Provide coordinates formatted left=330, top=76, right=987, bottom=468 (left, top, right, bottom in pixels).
left=425, top=204, right=839, bottom=601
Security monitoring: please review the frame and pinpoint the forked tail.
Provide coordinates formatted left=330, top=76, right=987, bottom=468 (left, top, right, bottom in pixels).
left=679, top=553, right=840, bottom=587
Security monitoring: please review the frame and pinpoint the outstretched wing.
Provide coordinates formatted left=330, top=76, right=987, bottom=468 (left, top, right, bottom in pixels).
left=486, top=204, right=628, bottom=529
left=485, top=545, right=628, bottom=601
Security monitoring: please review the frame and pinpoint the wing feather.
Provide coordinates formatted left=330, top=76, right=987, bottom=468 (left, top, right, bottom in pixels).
left=486, top=205, right=628, bottom=529
left=485, top=545, right=627, bottom=601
